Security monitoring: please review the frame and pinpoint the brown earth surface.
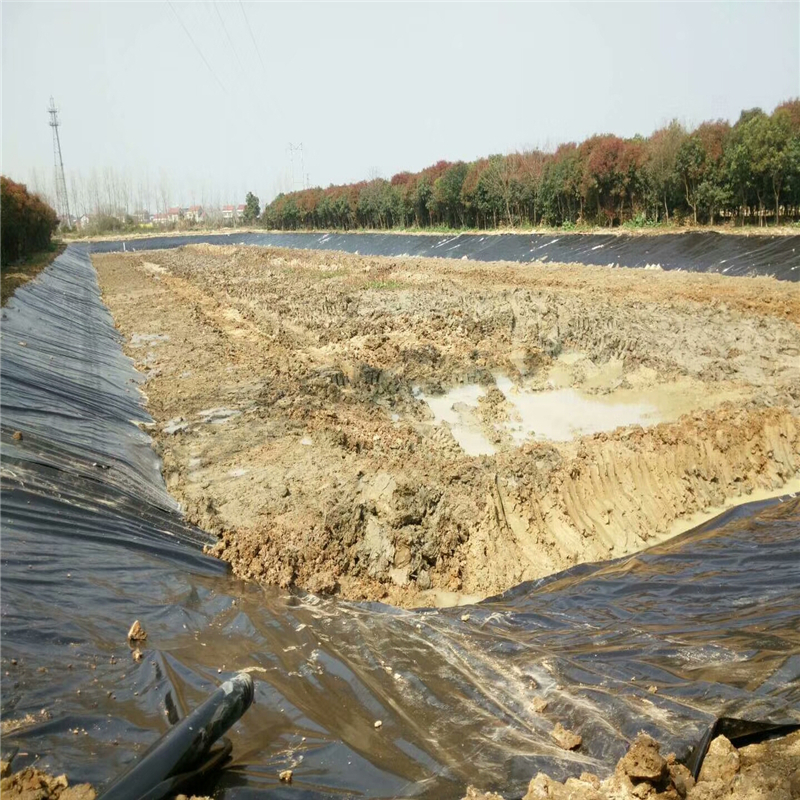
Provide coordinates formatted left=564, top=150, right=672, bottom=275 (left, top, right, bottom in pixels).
left=94, top=245, right=800, bottom=607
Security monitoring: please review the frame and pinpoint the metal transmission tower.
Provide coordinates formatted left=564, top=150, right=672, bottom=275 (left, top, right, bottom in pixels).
left=47, top=96, right=72, bottom=227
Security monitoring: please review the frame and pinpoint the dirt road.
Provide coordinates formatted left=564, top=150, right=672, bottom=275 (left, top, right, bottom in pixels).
left=94, top=245, right=800, bottom=606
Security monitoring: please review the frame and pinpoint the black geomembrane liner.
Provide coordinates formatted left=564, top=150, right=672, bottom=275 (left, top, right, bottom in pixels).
left=2, top=245, right=798, bottom=799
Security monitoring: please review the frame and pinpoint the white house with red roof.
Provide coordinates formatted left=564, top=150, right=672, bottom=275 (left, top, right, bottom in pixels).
left=222, top=204, right=247, bottom=221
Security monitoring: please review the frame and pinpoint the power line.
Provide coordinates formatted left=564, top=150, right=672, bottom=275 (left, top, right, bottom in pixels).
left=168, top=1, right=229, bottom=96
left=209, top=0, right=273, bottom=197
left=212, top=0, right=248, bottom=77
left=238, top=0, right=267, bottom=77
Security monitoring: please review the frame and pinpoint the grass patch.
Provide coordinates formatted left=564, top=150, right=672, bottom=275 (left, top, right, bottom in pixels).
left=1, top=240, right=66, bottom=306
left=364, top=279, right=404, bottom=290
left=292, top=268, right=348, bottom=281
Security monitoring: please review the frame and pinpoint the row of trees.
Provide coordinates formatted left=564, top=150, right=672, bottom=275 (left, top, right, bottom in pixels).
left=1, top=177, right=59, bottom=264
left=262, top=100, right=800, bottom=231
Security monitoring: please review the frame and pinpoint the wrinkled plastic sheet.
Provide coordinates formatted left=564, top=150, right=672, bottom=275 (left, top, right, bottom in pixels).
left=2, top=245, right=799, bottom=799
left=88, top=231, right=800, bottom=280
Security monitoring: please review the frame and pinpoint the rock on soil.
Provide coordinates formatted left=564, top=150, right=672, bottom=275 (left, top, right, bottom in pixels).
left=94, top=245, right=800, bottom=607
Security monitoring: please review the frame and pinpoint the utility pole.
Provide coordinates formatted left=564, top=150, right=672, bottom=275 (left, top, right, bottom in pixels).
left=48, top=96, right=72, bottom=228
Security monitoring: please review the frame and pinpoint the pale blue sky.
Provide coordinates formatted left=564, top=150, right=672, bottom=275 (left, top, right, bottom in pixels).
left=2, top=1, right=799, bottom=210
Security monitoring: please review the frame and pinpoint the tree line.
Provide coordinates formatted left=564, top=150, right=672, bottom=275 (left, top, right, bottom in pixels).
left=1, top=177, right=59, bottom=265
left=262, top=100, right=800, bottom=232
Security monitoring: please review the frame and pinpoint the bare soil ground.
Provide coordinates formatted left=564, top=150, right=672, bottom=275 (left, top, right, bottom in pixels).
left=94, top=245, right=800, bottom=607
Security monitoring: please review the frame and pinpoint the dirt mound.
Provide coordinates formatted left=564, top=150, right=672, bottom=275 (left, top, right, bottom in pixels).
left=94, top=245, right=800, bottom=606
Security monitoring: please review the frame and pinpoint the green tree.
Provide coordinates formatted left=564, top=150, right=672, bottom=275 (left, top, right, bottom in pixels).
left=258, top=98, right=800, bottom=231
left=723, top=110, right=768, bottom=225
left=646, top=121, right=686, bottom=221
left=1, top=176, right=59, bottom=264
left=760, top=108, right=798, bottom=224
left=676, top=135, right=706, bottom=224
left=430, top=163, right=468, bottom=228
left=242, top=191, right=260, bottom=223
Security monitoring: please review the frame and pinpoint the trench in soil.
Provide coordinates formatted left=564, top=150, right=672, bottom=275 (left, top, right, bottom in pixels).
left=92, top=243, right=800, bottom=608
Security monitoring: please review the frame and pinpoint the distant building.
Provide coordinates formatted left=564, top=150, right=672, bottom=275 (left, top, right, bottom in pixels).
left=185, top=205, right=205, bottom=223
left=166, top=207, right=183, bottom=223
left=78, top=214, right=92, bottom=229
left=152, top=212, right=169, bottom=225
left=222, top=204, right=247, bottom=221
left=133, top=209, right=150, bottom=224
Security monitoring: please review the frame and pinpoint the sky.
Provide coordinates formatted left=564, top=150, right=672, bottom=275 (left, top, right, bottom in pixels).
left=2, top=1, right=799, bottom=211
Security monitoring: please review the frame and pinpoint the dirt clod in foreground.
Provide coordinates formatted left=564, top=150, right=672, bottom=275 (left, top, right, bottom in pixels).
left=552, top=722, right=582, bottom=751
left=126, top=619, right=146, bottom=642
left=0, top=767, right=95, bottom=800
left=94, top=245, right=800, bottom=606
left=463, top=731, right=800, bottom=800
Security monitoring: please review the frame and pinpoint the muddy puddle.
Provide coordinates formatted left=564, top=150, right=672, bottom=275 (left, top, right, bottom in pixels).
left=415, top=375, right=661, bottom=453
left=414, top=383, right=499, bottom=455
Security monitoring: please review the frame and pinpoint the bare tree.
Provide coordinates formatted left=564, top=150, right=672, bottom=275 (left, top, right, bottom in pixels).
left=28, top=167, right=53, bottom=205
left=159, top=170, right=171, bottom=214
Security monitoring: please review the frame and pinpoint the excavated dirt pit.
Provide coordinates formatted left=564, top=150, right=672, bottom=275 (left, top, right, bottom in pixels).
left=93, top=245, right=800, bottom=607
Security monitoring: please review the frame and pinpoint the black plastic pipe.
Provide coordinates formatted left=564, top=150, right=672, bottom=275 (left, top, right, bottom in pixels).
left=98, top=671, right=254, bottom=800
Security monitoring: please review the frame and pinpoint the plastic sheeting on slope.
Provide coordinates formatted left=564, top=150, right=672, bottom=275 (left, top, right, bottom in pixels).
left=88, top=230, right=800, bottom=280
left=2, top=245, right=799, bottom=799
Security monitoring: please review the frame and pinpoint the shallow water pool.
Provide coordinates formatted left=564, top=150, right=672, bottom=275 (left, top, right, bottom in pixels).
left=416, top=375, right=661, bottom=453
